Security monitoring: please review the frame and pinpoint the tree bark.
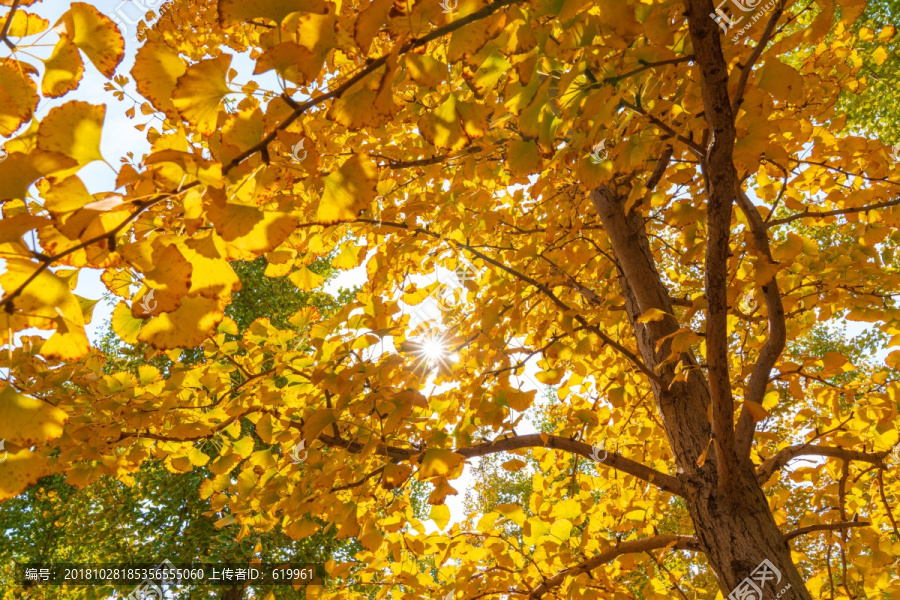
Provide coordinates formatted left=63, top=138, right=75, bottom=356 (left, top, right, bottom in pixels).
left=590, top=187, right=812, bottom=599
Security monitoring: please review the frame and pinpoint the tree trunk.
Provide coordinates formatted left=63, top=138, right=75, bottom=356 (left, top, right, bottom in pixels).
left=591, top=188, right=811, bottom=600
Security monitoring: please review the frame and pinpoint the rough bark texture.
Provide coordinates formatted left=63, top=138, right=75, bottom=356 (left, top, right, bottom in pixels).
left=590, top=187, right=813, bottom=599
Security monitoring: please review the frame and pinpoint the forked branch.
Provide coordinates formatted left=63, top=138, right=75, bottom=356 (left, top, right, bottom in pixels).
left=784, top=520, right=870, bottom=542
left=757, top=444, right=891, bottom=483
left=456, top=433, right=685, bottom=496
left=528, top=535, right=701, bottom=599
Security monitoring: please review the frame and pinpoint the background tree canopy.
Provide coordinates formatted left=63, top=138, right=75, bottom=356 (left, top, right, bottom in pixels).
left=0, top=0, right=899, bottom=599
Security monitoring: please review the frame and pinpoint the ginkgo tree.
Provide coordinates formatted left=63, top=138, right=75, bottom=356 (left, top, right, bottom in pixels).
left=1, top=0, right=899, bottom=599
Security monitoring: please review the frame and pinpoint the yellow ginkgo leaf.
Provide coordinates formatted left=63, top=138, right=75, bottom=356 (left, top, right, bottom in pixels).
left=418, top=449, right=464, bottom=479
left=549, top=519, right=573, bottom=540
left=254, top=42, right=323, bottom=85
left=42, top=317, right=91, bottom=360
left=214, top=514, right=237, bottom=529
left=172, top=54, right=233, bottom=136
left=501, top=458, right=527, bottom=471
left=317, top=154, right=377, bottom=223
left=36, top=101, right=105, bottom=166
left=289, top=266, right=325, bottom=291
left=129, top=282, right=185, bottom=321
left=381, top=463, right=412, bottom=489
left=302, top=409, right=336, bottom=442
left=0, top=150, right=77, bottom=201
left=0, top=386, right=68, bottom=445
left=418, top=94, right=492, bottom=151
left=112, top=301, right=143, bottom=345
left=359, top=527, right=383, bottom=552
left=430, top=504, right=451, bottom=531
left=743, top=400, right=769, bottom=422
left=131, top=42, right=187, bottom=119
left=137, top=295, right=224, bottom=349
left=578, top=151, right=615, bottom=188
left=41, top=177, right=96, bottom=225
left=42, top=39, right=84, bottom=98
left=143, top=149, right=224, bottom=189
left=447, top=12, right=506, bottom=63
left=285, top=518, right=319, bottom=540
left=58, top=2, right=124, bottom=78
left=206, top=197, right=298, bottom=261
left=822, top=351, right=849, bottom=370
left=179, top=234, right=243, bottom=298
left=354, top=0, right=393, bottom=55
left=53, top=193, right=131, bottom=240
left=0, top=262, right=90, bottom=361
left=495, top=503, right=527, bottom=526
left=757, top=58, right=805, bottom=105
left=0, top=58, right=38, bottom=136
left=6, top=10, right=49, bottom=37
left=507, top=139, right=542, bottom=178
left=220, top=109, right=264, bottom=155
left=464, top=50, right=511, bottom=98
left=142, top=244, right=194, bottom=298
left=329, top=56, right=400, bottom=130
left=637, top=307, right=670, bottom=323
left=696, top=437, right=713, bottom=467
left=404, top=53, right=446, bottom=88
left=0, top=447, right=49, bottom=501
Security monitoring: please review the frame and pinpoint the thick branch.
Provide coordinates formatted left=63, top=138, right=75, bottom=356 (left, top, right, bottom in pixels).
left=646, top=145, right=675, bottom=193
left=766, top=197, right=900, bottom=227
left=757, top=444, right=890, bottom=483
left=684, top=0, right=741, bottom=494
left=590, top=186, right=713, bottom=471
left=734, top=187, right=786, bottom=460
left=784, top=521, right=870, bottom=542
left=317, top=433, right=418, bottom=461
left=456, top=433, right=685, bottom=496
left=528, top=535, right=701, bottom=599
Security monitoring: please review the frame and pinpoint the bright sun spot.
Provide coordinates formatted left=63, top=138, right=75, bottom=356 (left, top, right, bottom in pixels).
left=422, top=339, right=446, bottom=361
